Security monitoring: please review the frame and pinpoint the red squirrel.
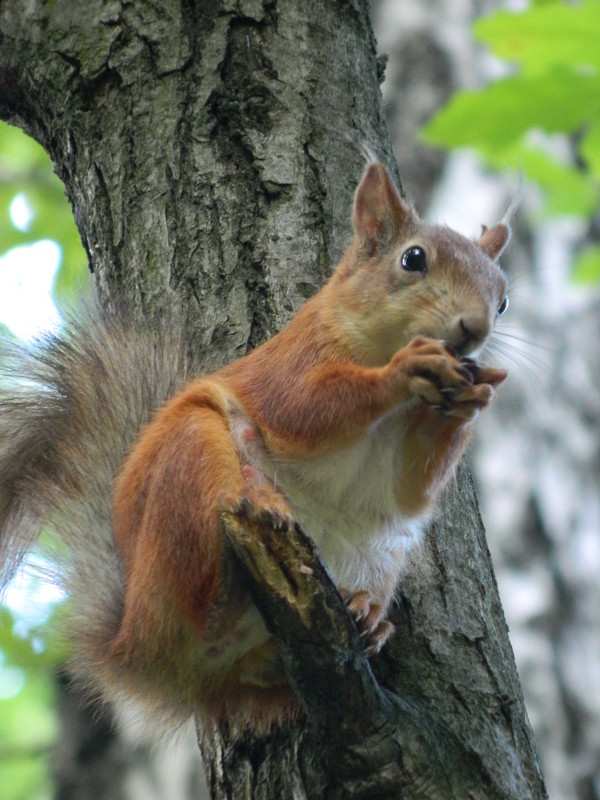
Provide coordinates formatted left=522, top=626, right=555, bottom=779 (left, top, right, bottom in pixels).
left=0, top=162, right=509, bottom=733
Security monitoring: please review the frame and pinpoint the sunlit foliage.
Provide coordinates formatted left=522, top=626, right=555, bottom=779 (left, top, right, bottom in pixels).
left=421, top=0, right=600, bottom=283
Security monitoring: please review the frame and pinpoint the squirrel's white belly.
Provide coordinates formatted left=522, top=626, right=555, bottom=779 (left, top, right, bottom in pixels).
left=276, top=414, right=425, bottom=602
left=234, top=406, right=427, bottom=606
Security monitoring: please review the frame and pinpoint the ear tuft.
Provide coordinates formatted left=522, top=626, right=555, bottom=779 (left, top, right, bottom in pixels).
left=478, top=222, right=511, bottom=260
left=352, top=162, right=411, bottom=253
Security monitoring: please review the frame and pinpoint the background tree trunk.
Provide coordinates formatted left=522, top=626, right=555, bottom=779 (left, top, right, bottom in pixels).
left=0, top=1, right=547, bottom=797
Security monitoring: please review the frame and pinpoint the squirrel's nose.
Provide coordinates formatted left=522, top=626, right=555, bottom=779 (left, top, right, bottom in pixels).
left=452, top=313, right=490, bottom=355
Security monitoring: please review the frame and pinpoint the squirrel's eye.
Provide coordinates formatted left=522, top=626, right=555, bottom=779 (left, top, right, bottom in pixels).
left=401, top=246, right=427, bottom=273
left=498, top=295, right=509, bottom=316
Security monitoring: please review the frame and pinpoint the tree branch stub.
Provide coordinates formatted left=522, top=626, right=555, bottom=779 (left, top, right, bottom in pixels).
left=221, top=508, right=391, bottom=739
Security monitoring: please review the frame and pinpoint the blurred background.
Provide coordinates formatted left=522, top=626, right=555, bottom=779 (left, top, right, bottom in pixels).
left=0, top=1, right=598, bottom=798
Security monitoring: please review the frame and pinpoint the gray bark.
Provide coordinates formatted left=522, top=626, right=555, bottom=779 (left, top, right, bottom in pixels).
left=0, top=0, right=546, bottom=797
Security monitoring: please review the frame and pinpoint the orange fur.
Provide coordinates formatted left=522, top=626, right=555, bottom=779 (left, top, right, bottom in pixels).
left=105, top=162, right=509, bottom=732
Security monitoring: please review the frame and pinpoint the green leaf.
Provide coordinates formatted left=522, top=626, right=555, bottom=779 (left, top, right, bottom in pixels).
left=475, top=1, right=600, bottom=73
left=421, top=68, right=600, bottom=152
left=572, top=244, right=600, bottom=284
left=485, top=142, right=599, bottom=216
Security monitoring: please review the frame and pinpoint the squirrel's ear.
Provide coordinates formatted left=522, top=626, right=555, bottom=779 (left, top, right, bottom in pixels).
left=478, top=222, right=511, bottom=261
left=352, top=162, right=412, bottom=254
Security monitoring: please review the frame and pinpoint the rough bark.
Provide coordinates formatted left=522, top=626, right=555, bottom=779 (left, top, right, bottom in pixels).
left=0, top=1, right=546, bottom=798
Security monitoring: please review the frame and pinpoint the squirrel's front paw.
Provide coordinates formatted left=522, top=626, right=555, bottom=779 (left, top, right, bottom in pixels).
left=391, top=337, right=507, bottom=420
left=442, top=359, right=508, bottom=420
left=340, top=589, right=395, bottom=656
left=461, top=360, right=508, bottom=389
left=392, top=336, right=475, bottom=408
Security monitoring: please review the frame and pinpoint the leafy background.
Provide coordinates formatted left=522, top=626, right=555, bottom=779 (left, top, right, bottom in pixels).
left=0, top=127, right=87, bottom=799
left=421, top=0, right=600, bottom=283
left=0, top=123, right=89, bottom=311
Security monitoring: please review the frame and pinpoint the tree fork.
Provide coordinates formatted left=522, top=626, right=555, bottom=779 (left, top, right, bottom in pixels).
left=0, top=0, right=547, bottom=797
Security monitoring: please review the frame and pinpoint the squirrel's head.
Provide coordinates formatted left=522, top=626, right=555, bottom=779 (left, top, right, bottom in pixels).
left=331, top=162, right=510, bottom=365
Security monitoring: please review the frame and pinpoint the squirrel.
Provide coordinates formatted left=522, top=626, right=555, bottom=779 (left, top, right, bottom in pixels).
left=0, top=162, right=510, bottom=734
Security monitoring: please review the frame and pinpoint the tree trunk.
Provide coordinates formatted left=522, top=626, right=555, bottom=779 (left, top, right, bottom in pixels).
left=0, top=1, right=547, bottom=798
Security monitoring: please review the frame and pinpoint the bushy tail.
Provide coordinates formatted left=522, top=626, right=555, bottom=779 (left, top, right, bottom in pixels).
left=0, top=298, right=196, bottom=694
